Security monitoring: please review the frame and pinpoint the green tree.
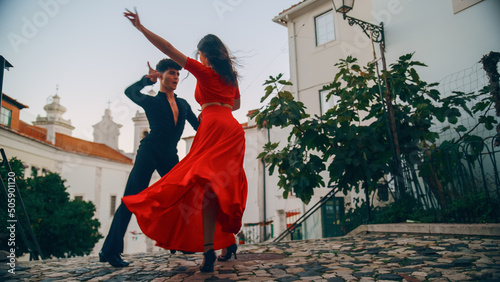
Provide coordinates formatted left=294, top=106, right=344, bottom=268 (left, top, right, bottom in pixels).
left=0, top=157, right=102, bottom=258
left=252, top=53, right=497, bottom=206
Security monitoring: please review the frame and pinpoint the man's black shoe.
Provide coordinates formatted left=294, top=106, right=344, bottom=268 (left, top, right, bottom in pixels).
left=99, top=251, right=130, bottom=267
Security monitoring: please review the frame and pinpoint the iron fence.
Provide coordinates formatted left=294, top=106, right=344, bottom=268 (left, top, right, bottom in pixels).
left=239, top=217, right=274, bottom=245
left=399, top=134, right=500, bottom=220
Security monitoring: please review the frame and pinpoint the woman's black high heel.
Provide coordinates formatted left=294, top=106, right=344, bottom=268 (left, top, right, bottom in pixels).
left=200, top=244, right=216, bottom=273
left=217, top=243, right=237, bottom=261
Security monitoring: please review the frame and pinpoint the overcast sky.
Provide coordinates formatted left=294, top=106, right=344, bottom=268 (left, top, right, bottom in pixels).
left=0, top=0, right=299, bottom=154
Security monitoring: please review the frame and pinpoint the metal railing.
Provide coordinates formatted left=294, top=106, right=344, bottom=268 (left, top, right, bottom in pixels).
left=274, top=187, right=337, bottom=242
left=273, top=134, right=499, bottom=242
left=401, top=134, right=500, bottom=216
left=0, top=148, right=44, bottom=260
left=239, top=218, right=274, bottom=244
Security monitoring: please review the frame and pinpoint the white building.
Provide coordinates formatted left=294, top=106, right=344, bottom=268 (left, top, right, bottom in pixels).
left=0, top=92, right=160, bottom=256
left=218, top=0, right=500, bottom=243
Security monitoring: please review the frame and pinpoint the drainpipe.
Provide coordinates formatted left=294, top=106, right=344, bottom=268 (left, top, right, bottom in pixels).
left=290, top=19, right=300, bottom=100
left=261, top=157, right=266, bottom=241
left=261, top=128, right=270, bottom=241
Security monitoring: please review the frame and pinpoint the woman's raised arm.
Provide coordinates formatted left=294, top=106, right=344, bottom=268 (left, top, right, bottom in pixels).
left=124, top=8, right=187, bottom=67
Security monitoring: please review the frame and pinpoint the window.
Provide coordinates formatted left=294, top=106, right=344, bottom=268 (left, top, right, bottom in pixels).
left=110, top=195, right=117, bottom=216
left=31, top=166, right=39, bottom=177
left=320, top=89, right=340, bottom=115
left=21, top=163, right=28, bottom=178
left=74, top=195, right=83, bottom=201
left=1, top=106, right=12, bottom=127
left=315, top=10, right=335, bottom=46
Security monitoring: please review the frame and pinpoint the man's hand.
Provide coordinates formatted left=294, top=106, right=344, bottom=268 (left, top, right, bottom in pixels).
left=145, top=61, right=162, bottom=82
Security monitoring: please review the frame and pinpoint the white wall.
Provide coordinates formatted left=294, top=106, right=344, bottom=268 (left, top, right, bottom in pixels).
left=374, top=0, right=500, bottom=83
left=1, top=137, right=57, bottom=178
left=283, top=0, right=375, bottom=114
left=63, top=163, right=96, bottom=201
left=241, top=126, right=266, bottom=224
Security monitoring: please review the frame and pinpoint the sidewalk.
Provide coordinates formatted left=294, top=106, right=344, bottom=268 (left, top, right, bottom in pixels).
left=2, top=229, right=500, bottom=281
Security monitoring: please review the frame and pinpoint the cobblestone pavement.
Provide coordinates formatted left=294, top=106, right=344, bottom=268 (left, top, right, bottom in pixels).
left=2, top=233, right=500, bottom=281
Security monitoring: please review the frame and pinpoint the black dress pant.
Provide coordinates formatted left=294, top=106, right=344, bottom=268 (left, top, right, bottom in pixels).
left=101, top=143, right=178, bottom=255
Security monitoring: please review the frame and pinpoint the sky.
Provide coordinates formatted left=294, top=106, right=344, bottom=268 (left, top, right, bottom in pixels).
left=0, top=0, right=299, bottom=154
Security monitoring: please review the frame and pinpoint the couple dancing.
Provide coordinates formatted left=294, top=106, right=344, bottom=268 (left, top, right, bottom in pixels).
left=99, top=8, right=248, bottom=273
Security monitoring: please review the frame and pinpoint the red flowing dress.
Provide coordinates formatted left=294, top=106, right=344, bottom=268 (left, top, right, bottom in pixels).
left=122, top=58, right=248, bottom=252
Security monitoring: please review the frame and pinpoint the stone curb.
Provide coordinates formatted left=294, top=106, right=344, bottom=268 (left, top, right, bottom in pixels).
left=348, top=223, right=500, bottom=236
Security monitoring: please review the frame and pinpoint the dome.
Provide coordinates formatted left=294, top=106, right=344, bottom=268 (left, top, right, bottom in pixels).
left=44, top=94, right=67, bottom=114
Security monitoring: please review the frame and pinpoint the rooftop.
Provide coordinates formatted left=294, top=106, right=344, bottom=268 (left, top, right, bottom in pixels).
left=55, top=133, right=132, bottom=164
left=1, top=93, right=132, bottom=165
left=1, top=93, right=29, bottom=109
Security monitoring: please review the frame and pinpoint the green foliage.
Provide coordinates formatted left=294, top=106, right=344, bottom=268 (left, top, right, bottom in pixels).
left=253, top=73, right=309, bottom=129
left=373, top=192, right=499, bottom=224
left=0, top=157, right=102, bottom=258
left=39, top=199, right=102, bottom=258
left=252, top=53, right=497, bottom=206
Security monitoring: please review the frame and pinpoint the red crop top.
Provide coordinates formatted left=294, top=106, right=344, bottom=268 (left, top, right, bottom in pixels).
left=184, top=57, right=240, bottom=107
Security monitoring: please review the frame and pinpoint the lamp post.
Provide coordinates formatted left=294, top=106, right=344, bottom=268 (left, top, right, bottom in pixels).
left=332, top=0, right=385, bottom=50
left=0, top=56, right=14, bottom=113
left=332, top=1, right=407, bottom=202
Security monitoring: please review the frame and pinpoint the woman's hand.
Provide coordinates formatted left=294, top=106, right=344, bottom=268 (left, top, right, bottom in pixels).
left=145, top=61, right=162, bottom=82
left=123, top=7, right=188, bottom=67
left=124, top=8, right=143, bottom=31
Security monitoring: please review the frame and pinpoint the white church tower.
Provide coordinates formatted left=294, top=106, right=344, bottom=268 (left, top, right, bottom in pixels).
left=131, top=110, right=149, bottom=159
left=33, top=89, right=74, bottom=143
left=131, top=89, right=156, bottom=159
left=130, top=89, right=161, bottom=184
left=93, top=108, right=122, bottom=150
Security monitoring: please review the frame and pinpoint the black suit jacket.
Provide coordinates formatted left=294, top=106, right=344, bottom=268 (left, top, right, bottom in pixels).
left=125, top=76, right=199, bottom=158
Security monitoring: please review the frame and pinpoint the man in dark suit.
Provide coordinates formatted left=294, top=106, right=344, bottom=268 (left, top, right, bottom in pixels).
left=99, top=59, right=199, bottom=267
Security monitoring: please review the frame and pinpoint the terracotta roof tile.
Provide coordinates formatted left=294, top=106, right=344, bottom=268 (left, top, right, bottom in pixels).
left=247, top=109, right=258, bottom=117
left=55, top=132, right=133, bottom=165
left=18, top=121, right=48, bottom=143
left=279, top=0, right=307, bottom=15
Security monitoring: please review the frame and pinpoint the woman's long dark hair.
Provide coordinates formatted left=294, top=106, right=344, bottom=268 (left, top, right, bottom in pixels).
left=197, top=34, right=238, bottom=87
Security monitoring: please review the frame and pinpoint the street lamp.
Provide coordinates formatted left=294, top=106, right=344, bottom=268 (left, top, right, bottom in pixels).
left=332, top=0, right=354, bottom=13
left=333, top=1, right=407, bottom=200
left=332, top=0, right=385, bottom=50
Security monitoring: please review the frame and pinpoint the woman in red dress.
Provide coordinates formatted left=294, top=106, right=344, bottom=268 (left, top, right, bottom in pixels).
left=122, top=9, right=247, bottom=272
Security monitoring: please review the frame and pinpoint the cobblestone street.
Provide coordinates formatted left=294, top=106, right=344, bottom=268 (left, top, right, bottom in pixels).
left=2, top=231, right=500, bottom=281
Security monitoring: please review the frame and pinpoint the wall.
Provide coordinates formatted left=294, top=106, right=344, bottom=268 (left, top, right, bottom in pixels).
left=373, top=0, right=500, bottom=83
left=284, top=0, right=375, bottom=114
left=1, top=129, right=58, bottom=177
left=1, top=101, right=21, bottom=130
